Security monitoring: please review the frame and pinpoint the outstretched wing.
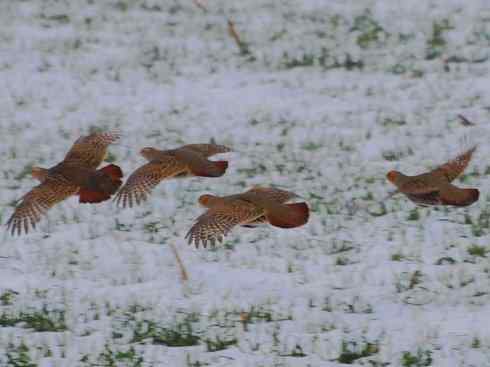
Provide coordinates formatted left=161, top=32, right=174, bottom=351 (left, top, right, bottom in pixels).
left=246, top=186, right=299, bottom=203
left=7, top=178, right=78, bottom=235
left=429, top=146, right=476, bottom=183
left=174, top=148, right=228, bottom=177
left=114, top=158, right=185, bottom=208
left=181, top=144, right=232, bottom=158
left=63, top=130, right=121, bottom=169
left=185, top=201, right=263, bottom=248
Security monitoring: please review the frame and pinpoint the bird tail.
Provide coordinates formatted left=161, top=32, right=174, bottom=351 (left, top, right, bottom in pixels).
left=99, top=164, right=123, bottom=181
left=79, top=164, right=123, bottom=203
left=192, top=161, right=228, bottom=178
left=266, top=202, right=309, bottom=228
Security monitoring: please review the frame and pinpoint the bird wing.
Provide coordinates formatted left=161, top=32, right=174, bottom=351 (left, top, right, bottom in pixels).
left=180, top=144, right=232, bottom=158
left=245, top=186, right=299, bottom=203
left=62, top=130, right=121, bottom=169
left=114, top=158, right=185, bottom=208
left=397, top=176, right=440, bottom=195
left=438, top=183, right=479, bottom=207
left=406, top=191, right=443, bottom=206
left=6, top=178, right=78, bottom=235
left=429, top=146, right=476, bottom=183
left=174, top=148, right=228, bottom=177
left=185, top=201, right=263, bottom=248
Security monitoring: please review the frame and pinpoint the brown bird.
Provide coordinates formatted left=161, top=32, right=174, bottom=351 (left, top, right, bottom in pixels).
left=185, top=186, right=310, bottom=248
left=386, top=146, right=479, bottom=207
left=115, top=144, right=231, bottom=208
left=7, top=131, right=123, bottom=235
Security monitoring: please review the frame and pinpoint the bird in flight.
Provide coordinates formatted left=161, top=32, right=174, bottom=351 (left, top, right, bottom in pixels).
left=386, top=146, right=479, bottom=207
left=186, top=186, right=309, bottom=248
left=115, top=144, right=231, bottom=208
left=7, top=131, right=123, bottom=235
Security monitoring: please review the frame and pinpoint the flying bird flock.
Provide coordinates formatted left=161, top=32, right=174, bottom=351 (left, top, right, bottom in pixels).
left=6, top=131, right=310, bottom=242
left=6, top=118, right=481, bottom=251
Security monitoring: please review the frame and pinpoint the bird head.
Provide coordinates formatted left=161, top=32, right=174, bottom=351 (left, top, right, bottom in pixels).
left=198, top=194, right=220, bottom=208
left=31, top=167, right=48, bottom=182
left=386, top=170, right=401, bottom=184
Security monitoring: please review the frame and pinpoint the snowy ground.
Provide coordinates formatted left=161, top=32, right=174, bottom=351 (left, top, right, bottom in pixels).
left=1, top=0, right=490, bottom=366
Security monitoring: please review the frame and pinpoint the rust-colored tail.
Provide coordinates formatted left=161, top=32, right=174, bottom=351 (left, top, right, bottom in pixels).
left=266, top=202, right=309, bottom=229
left=79, top=164, right=123, bottom=204
left=100, top=164, right=123, bottom=181
left=79, top=190, right=111, bottom=204
left=192, top=161, right=228, bottom=177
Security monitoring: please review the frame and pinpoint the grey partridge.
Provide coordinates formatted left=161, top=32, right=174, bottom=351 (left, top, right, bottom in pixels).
left=386, top=146, right=479, bottom=207
left=186, top=186, right=309, bottom=248
left=7, top=131, right=123, bottom=235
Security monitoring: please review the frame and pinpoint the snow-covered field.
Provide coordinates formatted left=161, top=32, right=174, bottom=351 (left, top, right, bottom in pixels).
left=1, top=0, right=490, bottom=365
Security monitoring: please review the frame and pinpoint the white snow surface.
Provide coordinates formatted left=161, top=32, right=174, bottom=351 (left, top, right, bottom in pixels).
left=1, top=0, right=490, bottom=366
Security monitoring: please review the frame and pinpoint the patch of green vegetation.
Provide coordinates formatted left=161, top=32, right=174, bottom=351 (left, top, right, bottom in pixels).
left=81, top=345, right=143, bottom=367
left=362, top=191, right=374, bottom=200
left=472, top=224, right=484, bottom=237
left=332, top=54, right=365, bottom=70
left=401, top=349, right=432, bottom=366
left=302, top=142, right=323, bottom=151
left=407, top=208, right=420, bottom=221
left=470, top=209, right=490, bottom=237
left=382, top=151, right=400, bottom=161
left=270, top=30, right=287, bottom=42
left=114, top=219, right=132, bottom=232
left=338, top=340, right=379, bottom=364
left=382, top=118, right=406, bottom=127
left=185, top=354, right=210, bottom=367
left=467, top=244, right=487, bottom=258
left=204, top=336, right=238, bottom=352
left=237, top=164, right=267, bottom=177
left=132, top=317, right=200, bottom=347
left=0, top=309, right=66, bottom=332
left=471, top=337, right=481, bottom=348
left=282, top=52, right=316, bottom=68
left=42, top=14, right=70, bottom=23
left=351, top=12, right=388, bottom=49
left=391, top=253, right=403, bottom=261
left=114, top=1, right=129, bottom=11
left=0, top=289, right=18, bottom=305
left=242, top=305, right=291, bottom=324
left=390, top=63, right=407, bottom=75
left=426, top=19, right=452, bottom=60
left=329, top=240, right=355, bottom=255
left=280, top=344, right=307, bottom=357
left=143, top=221, right=162, bottom=233
left=368, top=202, right=388, bottom=217
left=6, top=343, right=36, bottom=367
left=435, top=257, right=456, bottom=265
left=281, top=50, right=363, bottom=71
left=336, top=256, right=350, bottom=266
